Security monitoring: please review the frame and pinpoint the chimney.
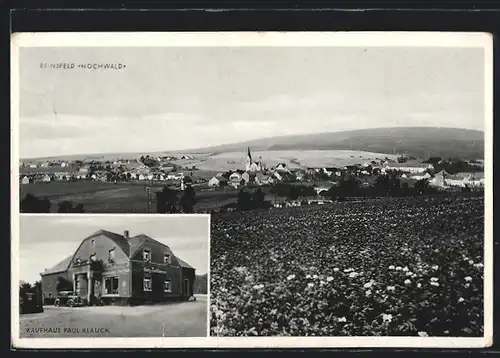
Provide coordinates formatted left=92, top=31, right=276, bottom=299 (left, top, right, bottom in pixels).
left=124, top=230, right=129, bottom=239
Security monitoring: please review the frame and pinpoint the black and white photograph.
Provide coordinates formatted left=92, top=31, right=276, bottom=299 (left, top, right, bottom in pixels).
left=16, top=214, right=209, bottom=339
left=11, top=32, right=492, bottom=348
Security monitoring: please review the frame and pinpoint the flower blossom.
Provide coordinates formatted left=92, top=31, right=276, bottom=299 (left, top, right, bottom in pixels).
left=363, top=281, right=374, bottom=289
left=386, top=286, right=396, bottom=292
left=327, top=276, right=334, bottom=282
left=333, top=268, right=340, bottom=272
left=404, top=279, right=412, bottom=286
left=465, top=276, right=473, bottom=282
left=418, top=331, right=429, bottom=337
left=287, top=274, right=296, bottom=281
left=388, top=265, right=395, bottom=270
left=338, top=317, right=347, bottom=323
left=349, top=272, right=359, bottom=279
left=458, top=297, right=465, bottom=303
left=382, top=313, right=393, bottom=323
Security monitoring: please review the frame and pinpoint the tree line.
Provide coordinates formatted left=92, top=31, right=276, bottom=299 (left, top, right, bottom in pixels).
left=20, top=194, right=86, bottom=213
left=156, top=184, right=197, bottom=213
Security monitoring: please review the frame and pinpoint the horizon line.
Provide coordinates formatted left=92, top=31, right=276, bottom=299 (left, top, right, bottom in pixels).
left=19, top=125, right=484, bottom=160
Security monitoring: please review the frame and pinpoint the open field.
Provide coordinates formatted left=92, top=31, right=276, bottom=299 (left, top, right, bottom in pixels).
left=177, top=150, right=398, bottom=172
left=210, top=195, right=484, bottom=336
left=20, top=295, right=207, bottom=338
left=20, top=181, right=239, bottom=213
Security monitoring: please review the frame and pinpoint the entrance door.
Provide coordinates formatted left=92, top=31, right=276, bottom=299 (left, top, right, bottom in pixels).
left=183, top=279, right=189, bottom=297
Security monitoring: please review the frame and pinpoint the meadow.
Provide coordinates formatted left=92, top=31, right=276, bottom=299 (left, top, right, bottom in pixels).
left=186, top=150, right=398, bottom=172
left=20, top=180, right=239, bottom=213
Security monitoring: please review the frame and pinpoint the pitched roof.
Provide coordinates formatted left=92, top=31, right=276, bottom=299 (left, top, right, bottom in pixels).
left=41, top=255, right=73, bottom=275
left=88, top=230, right=131, bottom=257
left=176, top=257, right=195, bottom=270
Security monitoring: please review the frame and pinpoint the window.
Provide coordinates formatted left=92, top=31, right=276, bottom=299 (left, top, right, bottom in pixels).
left=164, top=280, right=171, bottom=292
left=164, top=253, right=171, bottom=264
left=91, top=239, right=95, bottom=248
left=74, top=276, right=80, bottom=291
left=104, top=276, right=119, bottom=295
left=142, top=248, right=151, bottom=262
left=143, top=277, right=152, bottom=291
left=108, top=248, right=115, bottom=262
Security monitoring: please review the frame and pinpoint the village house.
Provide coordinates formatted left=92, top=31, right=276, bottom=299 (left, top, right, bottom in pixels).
left=313, top=182, right=335, bottom=196
left=208, top=176, right=228, bottom=188
left=241, top=171, right=253, bottom=184
left=429, top=170, right=448, bottom=188
left=384, top=162, right=434, bottom=174
left=322, top=167, right=341, bottom=177
left=40, top=230, right=196, bottom=306
left=229, top=172, right=242, bottom=182
left=255, top=173, right=275, bottom=186
left=273, top=171, right=283, bottom=181
left=408, top=172, right=432, bottom=181
left=275, top=163, right=288, bottom=172
left=294, top=171, right=305, bottom=181
left=167, top=172, right=184, bottom=181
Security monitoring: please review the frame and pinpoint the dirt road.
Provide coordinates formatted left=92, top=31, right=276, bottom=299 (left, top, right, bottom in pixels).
left=20, top=295, right=207, bottom=337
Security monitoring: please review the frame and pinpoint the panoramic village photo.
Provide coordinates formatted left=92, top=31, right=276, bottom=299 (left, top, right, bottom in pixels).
left=13, top=33, right=491, bottom=344
left=18, top=215, right=209, bottom=338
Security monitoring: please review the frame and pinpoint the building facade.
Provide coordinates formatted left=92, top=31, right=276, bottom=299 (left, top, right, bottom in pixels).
left=40, top=230, right=196, bottom=306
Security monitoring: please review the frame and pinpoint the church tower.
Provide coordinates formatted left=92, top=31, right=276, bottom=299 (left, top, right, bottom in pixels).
left=245, top=147, right=252, bottom=172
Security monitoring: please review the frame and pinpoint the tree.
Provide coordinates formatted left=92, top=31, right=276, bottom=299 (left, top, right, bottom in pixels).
left=252, top=187, right=266, bottom=208
left=287, top=185, right=299, bottom=201
left=237, top=189, right=252, bottom=211
left=180, top=184, right=196, bottom=213
left=397, top=155, right=408, bottom=163
left=57, top=200, right=85, bottom=213
left=156, top=186, right=179, bottom=213
left=20, top=194, right=51, bottom=213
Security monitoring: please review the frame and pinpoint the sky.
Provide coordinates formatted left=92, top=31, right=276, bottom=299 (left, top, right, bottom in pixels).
left=18, top=215, right=210, bottom=284
left=18, top=46, right=485, bottom=158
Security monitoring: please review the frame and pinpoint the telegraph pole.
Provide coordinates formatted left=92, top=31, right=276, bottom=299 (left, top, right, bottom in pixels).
left=145, top=186, right=151, bottom=213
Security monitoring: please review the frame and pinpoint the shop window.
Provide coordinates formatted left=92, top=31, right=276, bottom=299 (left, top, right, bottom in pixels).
left=104, top=276, right=119, bottom=295
left=143, top=277, right=152, bottom=291
left=164, top=253, right=171, bottom=264
left=143, top=248, right=151, bottom=262
left=164, top=280, right=171, bottom=292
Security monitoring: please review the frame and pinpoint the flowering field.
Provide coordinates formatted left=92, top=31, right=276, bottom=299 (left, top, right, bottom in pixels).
left=210, top=195, right=484, bottom=336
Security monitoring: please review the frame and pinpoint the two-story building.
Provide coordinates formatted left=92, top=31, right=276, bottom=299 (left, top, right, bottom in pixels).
left=40, top=229, right=196, bottom=306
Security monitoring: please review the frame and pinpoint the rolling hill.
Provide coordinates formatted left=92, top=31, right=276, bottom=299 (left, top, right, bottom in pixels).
left=184, top=127, right=485, bottom=160
left=21, top=127, right=484, bottom=162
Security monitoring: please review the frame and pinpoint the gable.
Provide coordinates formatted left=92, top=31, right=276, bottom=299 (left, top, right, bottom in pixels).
left=129, top=235, right=181, bottom=267
left=71, top=231, right=130, bottom=267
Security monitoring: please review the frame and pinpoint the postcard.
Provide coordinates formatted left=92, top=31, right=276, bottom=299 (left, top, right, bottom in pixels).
left=11, top=31, right=493, bottom=348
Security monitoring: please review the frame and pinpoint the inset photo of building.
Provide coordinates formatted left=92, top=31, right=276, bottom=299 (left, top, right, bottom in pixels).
left=17, top=214, right=209, bottom=338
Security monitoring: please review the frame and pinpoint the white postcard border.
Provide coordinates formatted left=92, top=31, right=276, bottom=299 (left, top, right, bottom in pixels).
left=11, top=31, right=493, bottom=349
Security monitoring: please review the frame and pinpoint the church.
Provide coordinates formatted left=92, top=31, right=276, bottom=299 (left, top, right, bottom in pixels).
left=245, top=147, right=264, bottom=172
